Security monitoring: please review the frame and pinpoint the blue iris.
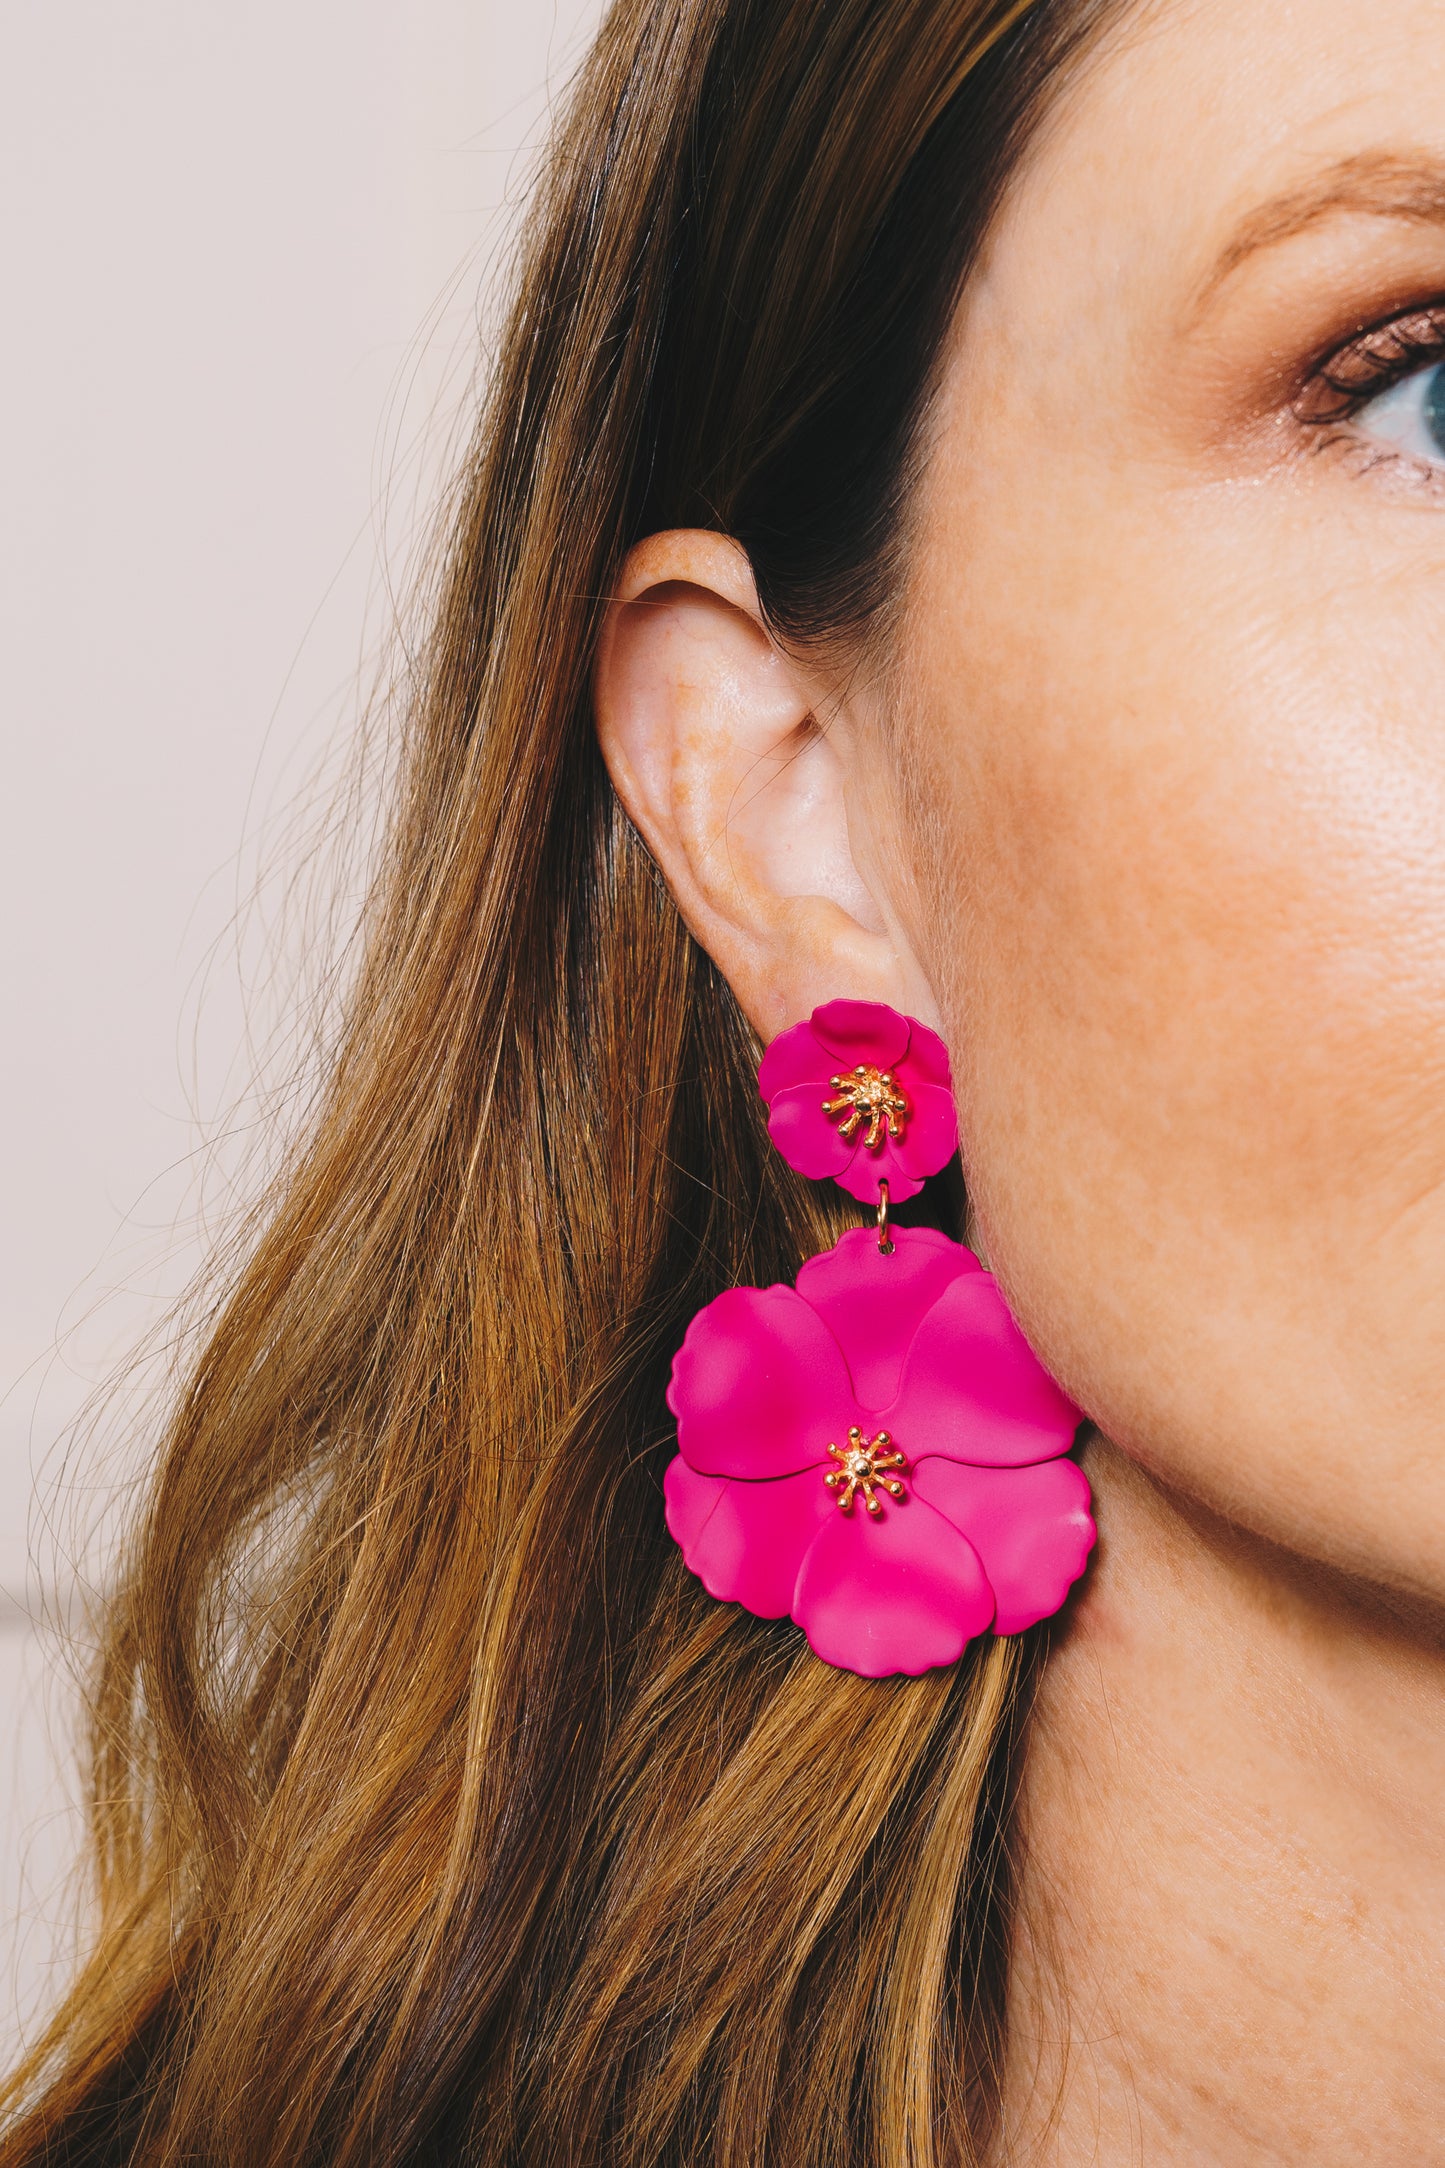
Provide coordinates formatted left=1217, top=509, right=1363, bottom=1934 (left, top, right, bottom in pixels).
left=1426, top=363, right=1445, bottom=459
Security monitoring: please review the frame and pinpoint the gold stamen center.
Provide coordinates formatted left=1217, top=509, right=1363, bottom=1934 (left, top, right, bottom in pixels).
left=821, top=1065, right=909, bottom=1153
left=824, top=1428, right=909, bottom=1519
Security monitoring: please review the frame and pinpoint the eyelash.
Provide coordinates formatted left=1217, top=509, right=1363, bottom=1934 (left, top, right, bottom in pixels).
left=1298, top=304, right=1445, bottom=453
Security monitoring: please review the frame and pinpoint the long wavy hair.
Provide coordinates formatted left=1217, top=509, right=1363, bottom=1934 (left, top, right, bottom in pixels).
left=3, top=2, right=1114, bottom=2161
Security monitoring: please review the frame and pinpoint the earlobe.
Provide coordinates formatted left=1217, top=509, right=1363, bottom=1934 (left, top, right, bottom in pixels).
left=593, top=530, right=924, bottom=1041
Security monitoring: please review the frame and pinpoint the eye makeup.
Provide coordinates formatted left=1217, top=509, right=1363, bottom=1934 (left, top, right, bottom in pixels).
left=1295, top=301, right=1445, bottom=482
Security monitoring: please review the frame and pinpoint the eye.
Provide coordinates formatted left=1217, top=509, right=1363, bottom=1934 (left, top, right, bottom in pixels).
left=1353, top=358, right=1445, bottom=468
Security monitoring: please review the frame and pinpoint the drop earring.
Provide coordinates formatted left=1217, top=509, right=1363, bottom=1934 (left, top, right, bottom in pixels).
left=663, top=999, right=1095, bottom=1678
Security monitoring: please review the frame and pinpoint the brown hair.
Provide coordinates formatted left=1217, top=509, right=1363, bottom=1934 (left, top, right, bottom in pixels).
left=4, top=2, right=1112, bottom=2161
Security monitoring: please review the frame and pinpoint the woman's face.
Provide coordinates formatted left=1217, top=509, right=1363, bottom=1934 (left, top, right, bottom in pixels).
left=897, top=0, right=1445, bottom=1601
left=597, top=0, right=1445, bottom=1609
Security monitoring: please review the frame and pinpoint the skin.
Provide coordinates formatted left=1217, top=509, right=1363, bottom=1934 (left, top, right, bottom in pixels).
left=594, top=0, right=1445, bottom=2157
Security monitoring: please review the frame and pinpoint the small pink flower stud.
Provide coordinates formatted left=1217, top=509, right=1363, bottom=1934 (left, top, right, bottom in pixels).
left=758, top=999, right=958, bottom=1204
left=663, top=1226, right=1093, bottom=1676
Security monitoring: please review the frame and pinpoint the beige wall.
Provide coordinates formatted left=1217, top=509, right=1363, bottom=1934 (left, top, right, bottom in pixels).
left=0, top=0, right=604, bottom=2055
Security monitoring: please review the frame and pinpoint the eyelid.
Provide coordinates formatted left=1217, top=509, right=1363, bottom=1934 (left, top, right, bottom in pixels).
left=1298, top=302, right=1445, bottom=424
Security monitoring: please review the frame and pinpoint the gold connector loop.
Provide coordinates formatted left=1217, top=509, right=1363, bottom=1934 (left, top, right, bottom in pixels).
left=877, top=1178, right=894, bottom=1255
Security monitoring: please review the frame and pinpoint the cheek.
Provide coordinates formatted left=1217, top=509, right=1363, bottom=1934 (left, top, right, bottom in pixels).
left=904, top=479, right=1445, bottom=1590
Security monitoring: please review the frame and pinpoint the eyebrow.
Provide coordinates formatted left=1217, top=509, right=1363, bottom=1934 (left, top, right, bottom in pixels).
left=1201, top=150, right=1445, bottom=300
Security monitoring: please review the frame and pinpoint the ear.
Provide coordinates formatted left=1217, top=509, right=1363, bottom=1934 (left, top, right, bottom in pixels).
left=593, top=530, right=935, bottom=1043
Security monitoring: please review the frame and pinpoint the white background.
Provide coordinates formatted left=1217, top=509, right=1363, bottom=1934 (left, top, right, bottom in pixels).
left=1, top=0, right=603, bottom=2055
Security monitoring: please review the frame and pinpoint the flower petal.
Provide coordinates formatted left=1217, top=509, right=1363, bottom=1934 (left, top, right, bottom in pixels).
left=900, top=1017, right=952, bottom=1090
left=792, top=1494, right=994, bottom=1676
left=664, top=1456, right=835, bottom=1619
left=796, top=1226, right=982, bottom=1411
left=890, top=1080, right=959, bottom=1184
left=667, top=1282, right=863, bottom=1479
left=832, top=1141, right=925, bottom=1206
left=883, top=1275, right=1082, bottom=1467
left=809, top=998, right=910, bottom=1070
left=766, top=1083, right=855, bottom=1182
left=758, top=1017, right=830, bottom=1103
left=662, top=1451, right=725, bottom=1554
left=911, top=1458, right=1095, bottom=1634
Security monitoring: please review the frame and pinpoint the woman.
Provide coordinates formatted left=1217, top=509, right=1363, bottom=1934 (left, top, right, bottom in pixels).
left=5, top=0, right=1444, bottom=2158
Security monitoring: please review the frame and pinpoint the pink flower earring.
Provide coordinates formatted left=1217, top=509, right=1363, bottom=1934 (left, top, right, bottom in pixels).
left=757, top=997, right=957, bottom=1205
left=663, top=999, right=1095, bottom=1677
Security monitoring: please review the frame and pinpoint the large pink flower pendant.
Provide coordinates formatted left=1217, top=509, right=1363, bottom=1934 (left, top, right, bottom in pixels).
left=664, top=1226, right=1094, bottom=1677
